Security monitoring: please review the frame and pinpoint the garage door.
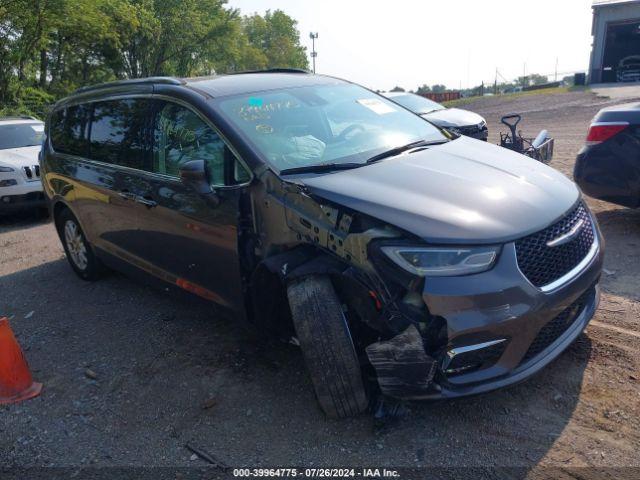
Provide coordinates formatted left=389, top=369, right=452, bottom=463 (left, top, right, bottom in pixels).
left=602, top=20, right=640, bottom=83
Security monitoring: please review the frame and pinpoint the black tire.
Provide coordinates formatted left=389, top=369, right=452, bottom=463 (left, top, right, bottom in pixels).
left=287, top=275, right=368, bottom=418
left=56, top=208, right=104, bottom=281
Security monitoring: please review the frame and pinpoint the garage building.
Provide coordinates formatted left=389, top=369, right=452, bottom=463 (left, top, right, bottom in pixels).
left=589, top=0, right=640, bottom=83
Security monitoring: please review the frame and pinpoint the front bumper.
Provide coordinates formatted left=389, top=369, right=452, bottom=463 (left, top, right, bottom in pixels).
left=0, top=186, right=46, bottom=213
left=371, top=224, right=604, bottom=400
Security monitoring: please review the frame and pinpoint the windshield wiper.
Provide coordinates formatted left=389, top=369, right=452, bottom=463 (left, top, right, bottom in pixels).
left=279, top=162, right=364, bottom=175
left=364, top=139, right=446, bottom=164
left=279, top=139, right=448, bottom=175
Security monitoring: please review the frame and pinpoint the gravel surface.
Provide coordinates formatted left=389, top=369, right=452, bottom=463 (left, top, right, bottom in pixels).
left=1, top=89, right=639, bottom=474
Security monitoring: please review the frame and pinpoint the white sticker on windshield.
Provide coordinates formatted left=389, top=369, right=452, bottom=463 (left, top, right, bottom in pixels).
left=357, top=98, right=396, bottom=115
left=30, top=125, right=44, bottom=132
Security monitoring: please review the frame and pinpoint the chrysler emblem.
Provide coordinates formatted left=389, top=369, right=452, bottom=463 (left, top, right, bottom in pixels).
left=547, top=219, right=585, bottom=247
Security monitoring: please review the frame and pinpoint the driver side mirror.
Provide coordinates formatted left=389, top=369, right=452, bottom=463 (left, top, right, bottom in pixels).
left=179, top=160, right=220, bottom=207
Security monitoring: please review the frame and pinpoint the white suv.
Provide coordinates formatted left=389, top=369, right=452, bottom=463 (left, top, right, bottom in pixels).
left=0, top=116, right=46, bottom=214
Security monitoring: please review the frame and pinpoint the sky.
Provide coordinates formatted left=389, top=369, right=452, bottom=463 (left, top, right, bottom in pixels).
left=229, top=0, right=595, bottom=91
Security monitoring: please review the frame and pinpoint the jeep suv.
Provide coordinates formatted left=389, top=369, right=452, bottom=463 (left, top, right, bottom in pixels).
left=0, top=116, right=46, bottom=214
left=42, top=71, right=603, bottom=418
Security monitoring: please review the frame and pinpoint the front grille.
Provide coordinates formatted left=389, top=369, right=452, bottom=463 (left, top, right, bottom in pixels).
left=456, top=123, right=486, bottom=136
left=22, top=165, right=40, bottom=181
left=515, top=202, right=595, bottom=288
left=521, top=287, right=594, bottom=363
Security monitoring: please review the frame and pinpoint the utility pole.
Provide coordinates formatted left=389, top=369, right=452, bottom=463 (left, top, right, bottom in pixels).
left=494, top=68, right=498, bottom=95
left=522, top=62, right=527, bottom=88
left=309, top=32, right=318, bottom=73
left=555, top=57, right=559, bottom=82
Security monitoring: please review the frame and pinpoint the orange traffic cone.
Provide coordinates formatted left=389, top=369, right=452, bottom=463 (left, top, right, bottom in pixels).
left=0, top=317, right=42, bottom=405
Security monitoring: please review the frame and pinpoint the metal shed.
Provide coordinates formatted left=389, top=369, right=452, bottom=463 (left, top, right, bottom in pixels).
left=589, top=0, right=640, bottom=83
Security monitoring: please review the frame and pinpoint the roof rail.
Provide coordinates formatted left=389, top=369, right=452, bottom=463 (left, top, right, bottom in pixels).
left=74, top=76, right=183, bottom=94
left=230, top=68, right=311, bottom=75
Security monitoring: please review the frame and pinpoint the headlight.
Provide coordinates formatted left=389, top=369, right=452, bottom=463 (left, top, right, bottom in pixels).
left=0, top=166, right=14, bottom=172
left=380, top=245, right=500, bottom=277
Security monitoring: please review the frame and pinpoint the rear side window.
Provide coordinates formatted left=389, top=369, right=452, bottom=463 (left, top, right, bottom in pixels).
left=50, top=105, right=90, bottom=156
left=89, top=99, right=151, bottom=170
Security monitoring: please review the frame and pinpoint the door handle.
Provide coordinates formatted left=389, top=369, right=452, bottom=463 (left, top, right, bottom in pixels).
left=135, top=196, right=157, bottom=208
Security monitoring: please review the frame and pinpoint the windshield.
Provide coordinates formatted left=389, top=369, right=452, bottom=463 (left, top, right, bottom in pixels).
left=216, top=83, right=446, bottom=172
left=389, top=94, right=445, bottom=115
left=0, top=122, right=44, bottom=150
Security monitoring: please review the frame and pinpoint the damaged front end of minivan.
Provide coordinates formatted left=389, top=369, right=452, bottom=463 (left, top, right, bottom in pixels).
left=244, top=170, right=450, bottom=402
left=242, top=148, right=603, bottom=411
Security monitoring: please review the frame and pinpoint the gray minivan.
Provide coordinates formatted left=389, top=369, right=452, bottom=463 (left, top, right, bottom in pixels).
left=41, top=71, right=603, bottom=418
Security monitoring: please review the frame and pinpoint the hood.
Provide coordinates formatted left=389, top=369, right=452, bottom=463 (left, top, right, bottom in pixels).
left=422, top=108, right=484, bottom=128
left=0, top=146, right=41, bottom=168
left=299, top=136, right=579, bottom=244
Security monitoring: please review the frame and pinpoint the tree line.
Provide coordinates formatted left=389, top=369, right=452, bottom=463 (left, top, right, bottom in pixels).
left=0, top=0, right=309, bottom=117
left=392, top=72, right=573, bottom=98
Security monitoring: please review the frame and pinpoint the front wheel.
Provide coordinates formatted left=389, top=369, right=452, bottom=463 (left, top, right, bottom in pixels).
left=56, top=209, right=104, bottom=281
left=287, top=275, right=369, bottom=418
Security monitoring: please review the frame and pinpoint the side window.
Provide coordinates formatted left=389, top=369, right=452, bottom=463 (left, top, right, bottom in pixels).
left=89, top=99, right=150, bottom=170
left=50, top=105, right=90, bottom=156
left=50, top=109, right=66, bottom=151
left=152, top=101, right=250, bottom=185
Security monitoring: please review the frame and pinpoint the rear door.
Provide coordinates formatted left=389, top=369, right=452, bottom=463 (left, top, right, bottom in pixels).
left=112, top=98, right=251, bottom=312
left=82, top=97, right=155, bottom=253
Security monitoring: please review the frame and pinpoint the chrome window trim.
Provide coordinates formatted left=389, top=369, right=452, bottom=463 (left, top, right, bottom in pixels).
left=48, top=92, right=254, bottom=189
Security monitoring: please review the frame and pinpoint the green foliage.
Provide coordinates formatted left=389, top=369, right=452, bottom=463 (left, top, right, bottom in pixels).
left=0, top=0, right=308, bottom=113
left=416, top=84, right=450, bottom=94
left=241, top=10, right=308, bottom=70
left=0, top=86, right=55, bottom=118
left=516, top=73, right=548, bottom=87
left=390, top=86, right=405, bottom=92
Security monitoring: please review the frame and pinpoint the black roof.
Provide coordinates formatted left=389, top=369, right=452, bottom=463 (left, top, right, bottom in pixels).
left=186, top=71, right=342, bottom=97
left=70, top=69, right=344, bottom=100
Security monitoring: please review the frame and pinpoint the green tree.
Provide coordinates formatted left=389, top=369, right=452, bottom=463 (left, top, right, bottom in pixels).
left=0, top=0, right=309, bottom=115
left=242, top=10, right=308, bottom=70
left=517, top=73, right=548, bottom=88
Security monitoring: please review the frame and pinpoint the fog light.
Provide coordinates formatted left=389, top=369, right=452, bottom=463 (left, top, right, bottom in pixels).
left=0, top=179, right=17, bottom=187
left=2, top=196, right=10, bottom=203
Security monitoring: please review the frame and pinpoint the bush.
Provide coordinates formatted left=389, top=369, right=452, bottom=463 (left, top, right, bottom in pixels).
left=0, top=87, right=56, bottom=120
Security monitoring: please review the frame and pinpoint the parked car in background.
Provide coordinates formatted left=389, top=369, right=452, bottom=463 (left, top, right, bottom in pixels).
left=616, top=56, right=640, bottom=83
left=574, top=101, right=640, bottom=208
left=0, top=116, right=46, bottom=214
left=383, top=91, right=488, bottom=140
left=43, top=72, right=603, bottom=418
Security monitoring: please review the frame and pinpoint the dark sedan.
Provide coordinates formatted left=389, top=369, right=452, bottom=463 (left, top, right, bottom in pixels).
left=383, top=91, right=488, bottom=141
left=574, top=102, right=640, bottom=208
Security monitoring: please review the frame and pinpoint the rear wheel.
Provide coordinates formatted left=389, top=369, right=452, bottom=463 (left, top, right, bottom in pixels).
left=287, top=275, right=368, bottom=418
left=56, top=208, right=104, bottom=281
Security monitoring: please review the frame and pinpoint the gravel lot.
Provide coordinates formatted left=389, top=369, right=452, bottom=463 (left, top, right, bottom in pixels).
left=1, top=88, right=639, bottom=475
